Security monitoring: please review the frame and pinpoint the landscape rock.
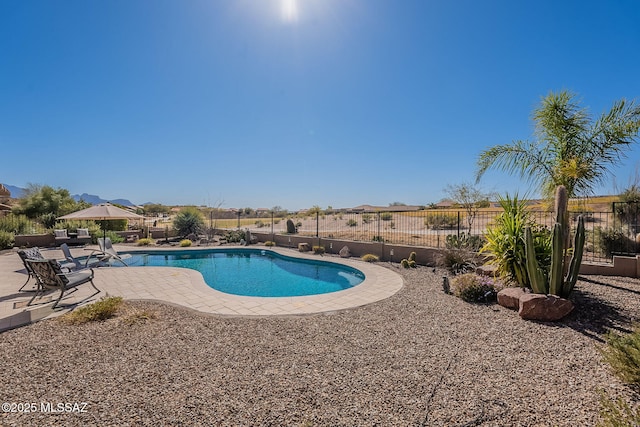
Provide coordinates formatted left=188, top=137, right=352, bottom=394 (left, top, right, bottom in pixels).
left=298, top=243, right=310, bottom=252
left=339, top=246, right=351, bottom=258
left=518, top=294, right=574, bottom=321
left=497, top=287, right=525, bottom=310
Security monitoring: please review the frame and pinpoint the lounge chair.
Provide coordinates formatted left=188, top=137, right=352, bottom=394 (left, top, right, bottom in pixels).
left=60, top=243, right=102, bottom=270
left=25, top=258, right=100, bottom=309
left=17, top=247, right=76, bottom=291
left=85, top=237, right=131, bottom=266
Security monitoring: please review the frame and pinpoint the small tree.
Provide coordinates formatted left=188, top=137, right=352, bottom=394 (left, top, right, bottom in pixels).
left=444, top=182, right=491, bottom=233
left=173, top=207, right=205, bottom=237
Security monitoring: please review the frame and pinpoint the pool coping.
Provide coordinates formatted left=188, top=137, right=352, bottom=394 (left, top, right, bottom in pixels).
left=0, top=245, right=404, bottom=329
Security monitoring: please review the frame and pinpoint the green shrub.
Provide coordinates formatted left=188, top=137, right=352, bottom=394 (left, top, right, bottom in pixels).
left=595, top=227, right=636, bottom=258
left=408, top=260, right=416, bottom=268
left=437, top=248, right=478, bottom=275
left=409, top=252, right=416, bottom=262
left=381, top=212, right=393, bottom=221
left=0, top=230, right=14, bottom=249
left=600, top=327, right=640, bottom=386
left=362, top=214, right=372, bottom=224
left=401, top=259, right=410, bottom=268
left=286, top=219, right=296, bottom=234
left=346, top=219, right=358, bottom=227
left=59, top=296, right=124, bottom=324
left=312, top=245, right=325, bottom=255
left=104, top=231, right=125, bottom=244
left=446, top=232, right=485, bottom=252
left=136, top=238, right=154, bottom=246
left=598, top=392, right=640, bottom=427
left=361, top=254, right=379, bottom=262
left=372, top=235, right=384, bottom=242
left=255, top=220, right=265, bottom=228
left=225, top=229, right=246, bottom=243
left=450, top=273, right=504, bottom=303
left=173, top=207, right=205, bottom=237
left=481, top=194, right=551, bottom=287
left=180, top=239, right=192, bottom=247
left=0, top=214, right=32, bottom=234
left=424, top=212, right=460, bottom=230
left=264, top=241, right=276, bottom=247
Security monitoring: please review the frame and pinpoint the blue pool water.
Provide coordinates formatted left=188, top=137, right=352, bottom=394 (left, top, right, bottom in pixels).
left=115, top=249, right=365, bottom=297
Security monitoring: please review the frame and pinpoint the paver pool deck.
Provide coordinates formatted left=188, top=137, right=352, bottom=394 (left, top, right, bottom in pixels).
left=0, top=244, right=404, bottom=331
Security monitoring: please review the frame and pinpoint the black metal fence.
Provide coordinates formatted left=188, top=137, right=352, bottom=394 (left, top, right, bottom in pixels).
left=243, top=205, right=640, bottom=264
left=3, top=202, right=639, bottom=263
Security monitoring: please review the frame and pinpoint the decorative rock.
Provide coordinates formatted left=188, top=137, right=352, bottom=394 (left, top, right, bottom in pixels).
left=497, top=287, right=525, bottom=310
left=298, top=243, right=310, bottom=252
left=518, top=294, right=574, bottom=321
left=339, top=246, right=351, bottom=258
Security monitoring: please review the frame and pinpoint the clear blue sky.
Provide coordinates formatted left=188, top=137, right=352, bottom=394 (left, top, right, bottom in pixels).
left=2, top=0, right=639, bottom=210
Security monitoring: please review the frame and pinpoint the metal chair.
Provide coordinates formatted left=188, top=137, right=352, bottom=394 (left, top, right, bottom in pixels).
left=17, top=247, right=75, bottom=291
left=25, top=259, right=100, bottom=309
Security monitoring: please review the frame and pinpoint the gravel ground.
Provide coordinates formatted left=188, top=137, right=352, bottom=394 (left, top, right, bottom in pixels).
left=1, top=266, right=639, bottom=426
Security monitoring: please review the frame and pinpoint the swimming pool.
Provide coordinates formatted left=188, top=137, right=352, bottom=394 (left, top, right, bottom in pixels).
left=115, top=248, right=365, bottom=297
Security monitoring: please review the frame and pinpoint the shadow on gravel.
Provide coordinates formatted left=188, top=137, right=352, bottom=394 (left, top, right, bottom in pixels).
left=562, top=284, right=632, bottom=343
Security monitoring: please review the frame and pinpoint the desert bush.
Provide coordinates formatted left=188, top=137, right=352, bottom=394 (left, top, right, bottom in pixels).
left=600, top=327, right=640, bottom=387
left=286, top=219, right=296, bottom=234
left=264, top=241, right=276, bottom=247
left=424, top=212, right=460, bottom=230
left=255, top=220, right=265, bottom=228
left=381, top=212, right=393, bottom=221
left=0, top=230, right=14, bottom=249
left=0, top=214, right=32, bottom=234
left=362, top=214, right=372, bottom=224
left=59, top=296, right=124, bottom=324
left=598, top=392, right=640, bottom=427
left=173, top=207, right=205, bottom=237
left=450, top=273, right=504, bottom=303
left=595, top=227, right=636, bottom=258
left=136, top=238, right=154, bottom=246
left=313, top=245, right=325, bottom=255
left=401, top=259, right=410, bottom=268
left=346, top=219, right=358, bottom=227
left=224, top=229, right=246, bottom=243
left=179, top=239, right=192, bottom=247
left=361, top=254, right=379, bottom=262
left=104, top=231, right=125, bottom=244
left=446, top=232, right=485, bottom=252
left=437, top=248, right=478, bottom=275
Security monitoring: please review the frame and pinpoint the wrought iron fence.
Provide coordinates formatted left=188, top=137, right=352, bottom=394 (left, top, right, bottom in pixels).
left=4, top=202, right=639, bottom=264
left=240, top=207, right=639, bottom=264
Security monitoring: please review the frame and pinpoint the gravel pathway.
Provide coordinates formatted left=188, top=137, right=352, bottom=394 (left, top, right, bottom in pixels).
left=1, top=266, right=639, bottom=426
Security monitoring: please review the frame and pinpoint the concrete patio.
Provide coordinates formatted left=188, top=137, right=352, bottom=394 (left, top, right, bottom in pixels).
left=0, top=244, right=404, bottom=332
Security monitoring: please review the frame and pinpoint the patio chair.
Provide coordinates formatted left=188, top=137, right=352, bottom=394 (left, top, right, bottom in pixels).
left=75, top=228, right=92, bottom=244
left=85, top=237, right=131, bottom=266
left=54, top=229, right=71, bottom=244
left=25, top=258, right=100, bottom=309
left=17, top=247, right=76, bottom=291
left=60, top=243, right=102, bottom=270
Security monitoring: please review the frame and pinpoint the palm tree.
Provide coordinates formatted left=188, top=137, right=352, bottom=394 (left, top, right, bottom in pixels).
left=476, top=90, right=640, bottom=199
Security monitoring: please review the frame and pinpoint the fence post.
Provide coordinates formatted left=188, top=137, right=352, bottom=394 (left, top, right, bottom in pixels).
left=457, top=211, right=460, bottom=239
left=316, top=211, right=320, bottom=247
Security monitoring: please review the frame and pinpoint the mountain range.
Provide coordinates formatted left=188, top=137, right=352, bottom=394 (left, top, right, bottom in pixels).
left=2, top=184, right=136, bottom=206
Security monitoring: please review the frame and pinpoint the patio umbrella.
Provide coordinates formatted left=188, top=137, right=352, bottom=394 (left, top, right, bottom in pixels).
left=57, top=203, right=144, bottom=241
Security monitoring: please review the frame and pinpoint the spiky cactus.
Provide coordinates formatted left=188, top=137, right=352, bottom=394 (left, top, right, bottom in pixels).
left=523, top=185, right=585, bottom=298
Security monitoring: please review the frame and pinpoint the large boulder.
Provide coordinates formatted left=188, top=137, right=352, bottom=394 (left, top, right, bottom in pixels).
left=497, top=287, right=526, bottom=310
left=298, top=243, right=310, bottom=252
left=518, top=294, right=574, bottom=321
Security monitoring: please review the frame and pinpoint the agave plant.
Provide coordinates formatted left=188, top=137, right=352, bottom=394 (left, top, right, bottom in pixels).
left=481, top=194, right=551, bottom=287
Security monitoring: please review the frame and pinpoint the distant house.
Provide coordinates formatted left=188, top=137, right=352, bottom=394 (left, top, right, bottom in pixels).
left=346, top=204, right=423, bottom=212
